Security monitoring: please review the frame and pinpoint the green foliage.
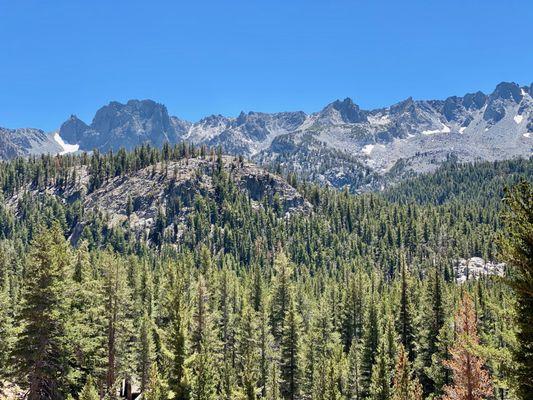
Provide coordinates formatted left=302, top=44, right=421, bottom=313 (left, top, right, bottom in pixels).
left=78, top=376, right=99, bottom=400
left=500, top=181, right=533, bottom=400
left=0, top=148, right=529, bottom=399
left=12, top=224, right=71, bottom=400
left=144, top=363, right=166, bottom=400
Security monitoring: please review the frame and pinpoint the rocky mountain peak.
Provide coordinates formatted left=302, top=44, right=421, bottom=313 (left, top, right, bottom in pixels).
left=319, top=97, right=366, bottom=124
left=389, top=97, right=416, bottom=115
left=483, top=82, right=524, bottom=124
left=489, top=81, right=523, bottom=103
left=59, top=115, right=90, bottom=145
left=199, top=114, right=229, bottom=126
left=462, top=91, right=487, bottom=110
left=0, top=127, right=61, bottom=159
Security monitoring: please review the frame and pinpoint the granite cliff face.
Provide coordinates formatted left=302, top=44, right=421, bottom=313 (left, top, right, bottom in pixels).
left=59, top=100, right=190, bottom=152
left=5, top=155, right=310, bottom=244
left=2, top=81, right=532, bottom=190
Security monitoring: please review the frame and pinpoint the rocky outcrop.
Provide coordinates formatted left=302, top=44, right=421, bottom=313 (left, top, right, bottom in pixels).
left=454, top=257, right=505, bottom=284
left=5, top=156, right=311, bottom=244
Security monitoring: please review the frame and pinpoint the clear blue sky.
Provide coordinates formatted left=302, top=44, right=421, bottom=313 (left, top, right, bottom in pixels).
left=1, top=0, right=532, bottom=131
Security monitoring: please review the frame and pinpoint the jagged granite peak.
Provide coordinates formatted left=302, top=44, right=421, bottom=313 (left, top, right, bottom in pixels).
left=318, top=97, right=367, bottom=124
left=58, top=99, right=191, bottom=152
left=483, top=82, right=524, bottom=124
left=389, top=97, right=416, bottom=115
left=441, top=91, right=487, bottom=124
left=59, top=115, right=91, bottom=145
left=462, top=91, right=487, bottom=110
left=489, top=81, right=523, bottom=102
left=90, top=99, right=178, bottom=149
left=2, top=81, right=531, bottom=190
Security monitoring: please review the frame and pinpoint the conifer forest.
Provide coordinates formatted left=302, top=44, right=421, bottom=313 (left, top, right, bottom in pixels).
left=0, top=146, right=531, bottom=400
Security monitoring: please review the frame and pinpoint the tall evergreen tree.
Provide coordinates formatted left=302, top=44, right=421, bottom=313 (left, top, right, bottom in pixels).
left=369, top=341, right=391, bottom=400
left=189, top=276, right=218, bottom=400
left=144, top=363, right=165, bottom=400
left=280, top=298, right=300, bottom=400
left=12, top=224, right=71, bottom=400
left=397, top=255, right=415, bottom=360
left=427, top=318, right=453, bottom=396
left=361, top=283, right=379, bottom=397
left=392, top=345, right=422, bottom=400
left=347, top=340, right=362, bottom=400
left=167, top=275, right=189, bottom=400
left=139, top=312, right=155, bottom=392
left=416, top=263, right=445, bottom=395
left=271, top=251, right=292, bottom=342
left=500, top=181, right=533, bottom=400
left=0, top=274, right=14, bottom=387
left=101, top=251, right=135, bottom=398
left=442, top=293, right=493, bottom=400
left=235, top=302, right=260, bottom=400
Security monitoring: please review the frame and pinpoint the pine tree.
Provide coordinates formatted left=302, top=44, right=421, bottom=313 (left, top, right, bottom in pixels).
left=218, top=269, right=237, bottom=400
left=126, top=195, right=133, bottom=218
left=323, top=358, right=342, bottom=400
left=102, top=251, right=135, bottom=397
left=392, top=345, right=422, bottom=400
left=139, top=312, right=155, bottom=392
left=271, top=252, right=293, bottom=342
left=416, top=263, right=445, bottom=395
left=369, top=341, right=391, bottom=400
left=427, top=318, right=453, bottom=396
left=68, top=243, right=107, bottom=391
left=500, top=181, right=533, bottom=400
left=280, top=298, right=300, bottom=400
left=268, top=361, right=282, bottom=400
left=258, top=304, right=273, bottom=399
left=347, top=341, right=361, bottom=400
left=189, top=276, right=218, bottom=400
left=79, top=376, right=99, bottom=400
left=361, top=284, right=379, bottom=397
left=144, top=363, right=165, bottom=400
left=341, top=272, right=365, bottom=351
left=0, top=273, right=14, bottom=385
left=167, top=276, right=189, bottom=400
left=236, top=302, right=260, bottom=400
left=73, top=240, right=91, bottom=283
left=13, top=224, right=71, bottom=400
left=442, top=293, right=493, bottom=400
left=397, top=255, right=415, bottom=360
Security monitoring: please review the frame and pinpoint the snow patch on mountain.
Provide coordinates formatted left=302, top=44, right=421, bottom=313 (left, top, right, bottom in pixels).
left=422, top=124, right=451, bottom=135
left=514, top=115, right=524, bottom=124
left=54, top=132, right=79, bottom=155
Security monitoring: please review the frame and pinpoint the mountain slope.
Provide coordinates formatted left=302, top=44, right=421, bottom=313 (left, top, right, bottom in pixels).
left=2, top=81, right=531, bottom=190
left=0, top=127, right=61, bottom=159
left=3, top=153, right=310, bottom=245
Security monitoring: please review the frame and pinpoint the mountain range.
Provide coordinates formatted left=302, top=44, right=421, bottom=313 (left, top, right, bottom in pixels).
left=1, top=81, right=531, bottom=190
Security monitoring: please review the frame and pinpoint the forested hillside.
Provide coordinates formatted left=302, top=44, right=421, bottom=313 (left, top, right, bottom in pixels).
left=0, top=146, right=531, bottom=399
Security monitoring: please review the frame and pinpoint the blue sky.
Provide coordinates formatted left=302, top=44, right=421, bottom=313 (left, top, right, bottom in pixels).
left=1, top=0, right=532, bottom=131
